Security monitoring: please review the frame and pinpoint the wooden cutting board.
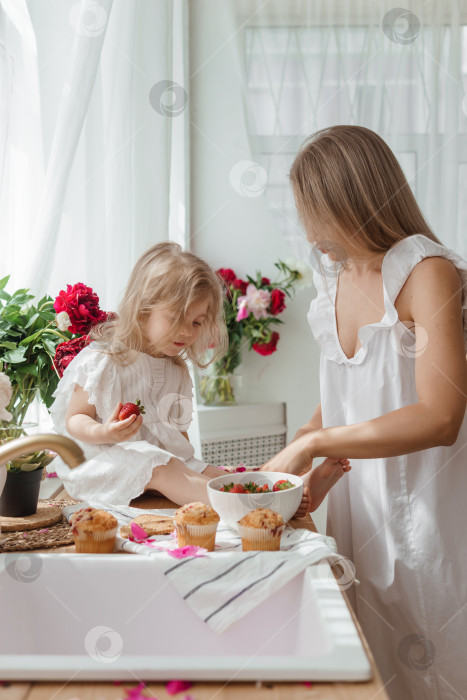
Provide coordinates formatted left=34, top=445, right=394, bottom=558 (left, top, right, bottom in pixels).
left=0, top=503, right=62, bottom=532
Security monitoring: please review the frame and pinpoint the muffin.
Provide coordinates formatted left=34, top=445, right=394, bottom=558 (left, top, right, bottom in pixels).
left=70, top=507, right=118, bottom=553
left=174, top=502, right=220, bottom=552
left=237, top=508, right=285, bottom=551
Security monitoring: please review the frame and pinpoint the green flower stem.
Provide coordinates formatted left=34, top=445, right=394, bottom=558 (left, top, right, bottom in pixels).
left=199, top=374, right=236, bottom=405
left=36, top=325, right=69, bottom=343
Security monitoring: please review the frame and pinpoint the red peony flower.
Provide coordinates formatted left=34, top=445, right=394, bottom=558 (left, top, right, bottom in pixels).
left=216, top=268, right=236, bottom=284
left=53, top=283, right=107, bottom=335
left=232, top=278, right=248, bottom=295
left=53, top=336, right=91, bottom=378
left=252, top=331, right=280, bottom=356
left=261, top=277, right=270, bottom=286
left=269, top=288, right=286, bottom=315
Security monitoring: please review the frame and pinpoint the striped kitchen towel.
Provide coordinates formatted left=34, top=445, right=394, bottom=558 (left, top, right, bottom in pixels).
left=63, top=502, right=352, bottom=634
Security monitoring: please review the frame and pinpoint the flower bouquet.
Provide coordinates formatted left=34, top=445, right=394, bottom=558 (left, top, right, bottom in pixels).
left=0, top=278, right=108, bottom=516
left=199, top=259, right=312, bottom=405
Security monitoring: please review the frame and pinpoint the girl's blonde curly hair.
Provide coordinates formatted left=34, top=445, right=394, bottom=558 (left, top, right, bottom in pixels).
left=90, top=242, right=228, bottom=370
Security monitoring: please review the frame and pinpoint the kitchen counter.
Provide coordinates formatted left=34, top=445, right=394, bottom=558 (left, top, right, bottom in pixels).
left=2, top=488, right=389, bottom=700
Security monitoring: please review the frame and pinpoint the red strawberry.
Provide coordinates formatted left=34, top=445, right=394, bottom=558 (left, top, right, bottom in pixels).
left=118, top=399, right=145, bottom=421
left=230, top=484, right=246, bottom=493
left=273, top=479, right=294, bottom=492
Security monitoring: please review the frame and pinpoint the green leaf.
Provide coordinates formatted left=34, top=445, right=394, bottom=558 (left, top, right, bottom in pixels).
left=0, top=341, right=17, bottom=350
left=0, top=275, right=10, bottom=290
left=21, top=462, right=41, bottom=472
left=19, top=331, right=42, bottom=346
left=25, top=312, right=40, bottom=329
left=14, top=363, right=38, bottom=377
left=43, top=338, right=57, bottom=356
left=2, top=346, right=27, bottom=363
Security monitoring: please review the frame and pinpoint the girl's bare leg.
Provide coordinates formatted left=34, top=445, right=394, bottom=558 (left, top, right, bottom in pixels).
left=302, top=457, right=351, bottom=512
left=144, top=457, right=212, bottom=506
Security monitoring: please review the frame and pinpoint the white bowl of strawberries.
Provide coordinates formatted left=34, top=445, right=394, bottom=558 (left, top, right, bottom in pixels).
left=207, top=471, right=303, bottom=532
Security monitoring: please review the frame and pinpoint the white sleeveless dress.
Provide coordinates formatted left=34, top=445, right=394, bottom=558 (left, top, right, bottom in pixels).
left=308, top=235, right=467, bottom=700
left=50, top=344, right=207, bottom=505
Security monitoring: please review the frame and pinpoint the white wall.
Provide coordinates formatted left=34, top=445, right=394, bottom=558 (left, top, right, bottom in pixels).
left=189, top=1, right=328, bottom=531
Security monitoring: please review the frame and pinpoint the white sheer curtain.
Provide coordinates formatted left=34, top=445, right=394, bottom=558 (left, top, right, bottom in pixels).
left=237, top=0, right=467, bottom=259
left=0, top=0, right=196, bottom=443
left=1, top=0, right=190, bottom=310
left=0, top=0, right=44, bottom=288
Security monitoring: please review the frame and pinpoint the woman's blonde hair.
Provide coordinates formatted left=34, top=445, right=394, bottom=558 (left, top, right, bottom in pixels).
left=290, top=125, right=442, bottom=256
left=90, top=242, right=228, bottom=369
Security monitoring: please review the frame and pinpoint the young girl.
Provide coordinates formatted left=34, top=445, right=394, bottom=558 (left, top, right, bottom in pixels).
left=262, top=126, right=467, bottom=700
left=51, top=242, right=347, bottom=513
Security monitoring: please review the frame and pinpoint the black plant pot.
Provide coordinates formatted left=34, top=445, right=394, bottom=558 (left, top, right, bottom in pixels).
left=0, top=468, right=44, bottom=517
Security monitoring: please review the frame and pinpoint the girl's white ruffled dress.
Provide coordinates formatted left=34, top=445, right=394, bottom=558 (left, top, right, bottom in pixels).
left=50, top=345, right=207, bottom=505
left=308, top=234, right=467, bottom=700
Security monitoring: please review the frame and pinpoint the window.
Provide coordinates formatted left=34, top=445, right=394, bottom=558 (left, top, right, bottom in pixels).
left=244, top=24, right=467, bottom=253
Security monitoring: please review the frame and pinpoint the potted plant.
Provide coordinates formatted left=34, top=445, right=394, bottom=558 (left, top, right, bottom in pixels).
left=0, top=277, right=108, bottom=516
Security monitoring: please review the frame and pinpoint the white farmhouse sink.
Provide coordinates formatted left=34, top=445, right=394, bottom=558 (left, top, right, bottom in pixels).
left=0, top=553, right=371, bottom=682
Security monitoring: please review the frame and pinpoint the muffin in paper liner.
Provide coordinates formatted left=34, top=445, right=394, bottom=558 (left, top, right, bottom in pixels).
left=174, top=522, right=219, bottom=552
left=73, top=526, right=118, bottom=553
left=237, top=508, right=285, bottom=551
left=237, top=523, right=285, bottom=551
left=174, top=502, right=220, bottom=552
left=70, top=507, right=118, bottom=553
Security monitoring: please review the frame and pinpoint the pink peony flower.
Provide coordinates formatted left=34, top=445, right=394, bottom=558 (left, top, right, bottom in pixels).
left=237, top=284, right=271, bottom=321
left=236, top=298, right=249, bottom=322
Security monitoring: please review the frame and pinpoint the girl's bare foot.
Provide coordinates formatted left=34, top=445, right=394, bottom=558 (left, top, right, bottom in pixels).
left=293, top=486, right=312, bottom=519
left=302, top=457, right=351, bottom=512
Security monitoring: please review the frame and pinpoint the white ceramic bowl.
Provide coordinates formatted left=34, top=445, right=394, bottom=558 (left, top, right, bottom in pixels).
left=207, top=471, right=303, bottom=532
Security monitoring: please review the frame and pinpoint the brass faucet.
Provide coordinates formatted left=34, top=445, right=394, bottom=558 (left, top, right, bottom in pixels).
left=0, top=433, right=85, bottom=469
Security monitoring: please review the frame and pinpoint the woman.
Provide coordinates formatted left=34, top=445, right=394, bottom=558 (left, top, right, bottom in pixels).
left=262, top=125, right=467, bottom=700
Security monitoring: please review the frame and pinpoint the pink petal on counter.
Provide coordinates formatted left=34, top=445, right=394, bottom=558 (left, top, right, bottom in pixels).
left=167, top=546, right=207, bottom=559
left=130, top=522, right=148, bottom=540
left=166, top=679, right=192, bottom=695
left=124, top=682, right=152, bottom=699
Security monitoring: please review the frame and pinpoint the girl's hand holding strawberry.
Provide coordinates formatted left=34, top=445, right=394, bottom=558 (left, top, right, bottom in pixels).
left=98, top=402, right=143, bottom=444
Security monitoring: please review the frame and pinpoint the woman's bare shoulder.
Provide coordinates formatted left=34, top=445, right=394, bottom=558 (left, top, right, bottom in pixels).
left=406, top=256, right=462, bottom=297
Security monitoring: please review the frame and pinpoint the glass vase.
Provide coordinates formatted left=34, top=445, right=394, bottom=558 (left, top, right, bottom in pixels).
left=198, top=371, right=242, bottom=406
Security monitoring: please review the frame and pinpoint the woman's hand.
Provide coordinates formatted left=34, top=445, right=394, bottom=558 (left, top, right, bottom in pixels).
left=261, top=433, right=316, bottom=475
left=97, top=402, right=143, bottom=444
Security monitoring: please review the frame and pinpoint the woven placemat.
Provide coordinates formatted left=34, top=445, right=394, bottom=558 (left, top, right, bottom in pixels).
left=0, top=498, right=78, bottom=552
left=0, top=503, right=63, bottom=532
